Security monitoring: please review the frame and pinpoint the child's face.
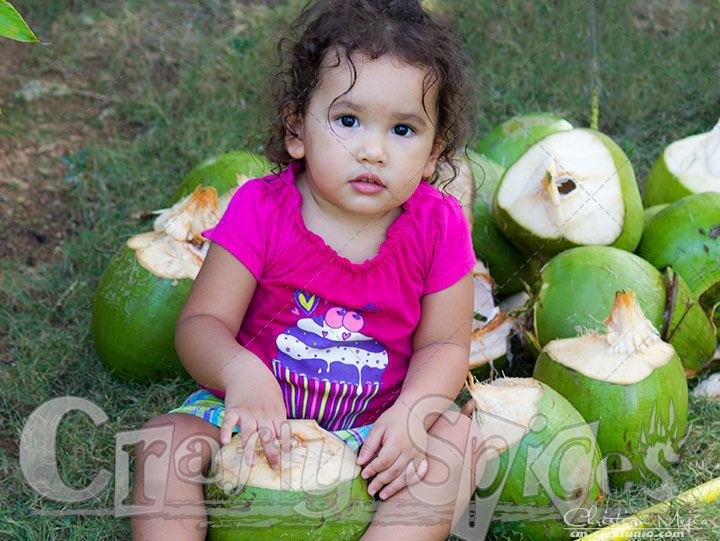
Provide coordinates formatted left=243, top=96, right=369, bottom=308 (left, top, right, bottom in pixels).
left=285, top=53, right=441, bottom=220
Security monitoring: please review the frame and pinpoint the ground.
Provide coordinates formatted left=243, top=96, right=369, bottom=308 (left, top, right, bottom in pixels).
left=0, top=39, right=130, bottom=265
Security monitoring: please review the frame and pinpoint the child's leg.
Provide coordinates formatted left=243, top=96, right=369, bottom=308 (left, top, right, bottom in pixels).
left=131, top=412, right=221, bottom=541
left=361, top=410, right=485, bottom=541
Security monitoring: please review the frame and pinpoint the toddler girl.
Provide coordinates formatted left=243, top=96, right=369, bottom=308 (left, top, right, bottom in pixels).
left=132, top=0, right=485, bottom=539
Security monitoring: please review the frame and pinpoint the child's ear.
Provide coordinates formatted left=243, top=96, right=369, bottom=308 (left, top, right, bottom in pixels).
left=421, top=138, right=444, bottom=179
left=284, top=111, right=305, bottom=160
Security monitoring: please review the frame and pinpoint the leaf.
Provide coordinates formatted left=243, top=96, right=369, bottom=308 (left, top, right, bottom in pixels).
left=0, top=0, right=38, bottom=42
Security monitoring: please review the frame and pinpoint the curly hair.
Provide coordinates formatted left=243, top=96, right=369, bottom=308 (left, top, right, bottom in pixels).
left=264, top=0, right=470, bottom=184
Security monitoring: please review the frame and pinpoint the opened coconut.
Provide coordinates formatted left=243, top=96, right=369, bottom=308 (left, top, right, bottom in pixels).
left=171, top=151, right=272, bottom=203
left=533, top=291, right=688, bottom=489
left=493, top=128, right=644, bottom=260
left=436, top=151, right=476, bottom=228
left=466, top=376, right=606, bottom=540
left=467, top=150, right=540, bottom=295
left=637, top=192, right=720, bottom=338
left=643, top=117, right=720, bottom=207
left=470, top=261, right=519, bottom=380
left=205, top=419, right=374, bottom=540
left=476, top=113, right=573, bottom=168
left=91, top=186, right=238, bottom=380
left=532, top=246, right=716, bottom=376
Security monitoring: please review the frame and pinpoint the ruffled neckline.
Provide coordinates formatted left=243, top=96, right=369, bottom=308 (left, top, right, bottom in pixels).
left=283, top=161, right=421, bottom=272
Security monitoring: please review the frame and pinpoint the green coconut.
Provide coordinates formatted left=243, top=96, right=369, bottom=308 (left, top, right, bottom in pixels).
left=643, top=204, right=668, bottom=225
left=91, top=186, right=236, bottom=380
left=205, top=420, right=375, bottom=540
left=466, top=149, right=540, bottom=295
left=493, top=129, right=644, bottom=260
left=637, top=192, right=720, bottom=338
left=532, top=246, right=716, bottom=376
left=476, top=113, right=573, bottom=168
left=171, top=151, right=273, bottom=203
left=466, top=376, right=606, bottom=540
left=643, top=118, right=720, bottom=207
left=533, top=290, right=688, bottom=489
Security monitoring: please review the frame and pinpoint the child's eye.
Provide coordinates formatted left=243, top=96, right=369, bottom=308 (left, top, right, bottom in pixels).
left=338, top=115, right=358, bottom=128
left=392, top=124, right=414, bottom=136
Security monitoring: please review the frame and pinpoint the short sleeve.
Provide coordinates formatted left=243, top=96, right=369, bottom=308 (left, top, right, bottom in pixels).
left=202, top=180, right=267, bottom=280
left=423, top=197, right=476, bottom=295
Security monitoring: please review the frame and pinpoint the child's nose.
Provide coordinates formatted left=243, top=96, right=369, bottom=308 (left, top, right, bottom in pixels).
left=356, top=133, right=387, bottom=165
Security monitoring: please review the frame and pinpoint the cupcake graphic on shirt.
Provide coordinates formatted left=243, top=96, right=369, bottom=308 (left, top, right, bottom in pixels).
left=272, top=303, right=389, bottom=430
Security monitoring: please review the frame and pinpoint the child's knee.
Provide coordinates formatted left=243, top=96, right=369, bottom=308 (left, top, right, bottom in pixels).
left=135, top=413, right=220, bottom=481
left=428, top=412, right=485, bottom=480
left=430, top=410, right=480, bottom=454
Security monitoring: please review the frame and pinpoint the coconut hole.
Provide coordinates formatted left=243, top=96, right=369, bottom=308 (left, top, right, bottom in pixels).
left=556, top=176, right=577, bottom=195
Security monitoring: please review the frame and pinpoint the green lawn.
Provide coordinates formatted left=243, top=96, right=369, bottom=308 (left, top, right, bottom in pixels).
left=1, top=1, right=719, bottom=539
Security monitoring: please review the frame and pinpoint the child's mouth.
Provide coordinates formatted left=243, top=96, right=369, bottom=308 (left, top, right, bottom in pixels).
left=350, top=176, right=385, bottom=194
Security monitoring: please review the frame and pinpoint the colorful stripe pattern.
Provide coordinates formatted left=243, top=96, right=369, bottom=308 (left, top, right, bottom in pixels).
left=271, top=359, right=381, bottom=431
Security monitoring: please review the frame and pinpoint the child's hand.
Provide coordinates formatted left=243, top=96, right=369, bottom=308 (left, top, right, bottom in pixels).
left=219, top=363, right=292, bottom=471
left=356, top=401, right=428, bottom=500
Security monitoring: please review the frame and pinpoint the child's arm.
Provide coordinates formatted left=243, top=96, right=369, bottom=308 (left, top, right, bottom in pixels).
left=356, top=271, right=473, bottom=499
left=175, top=243, right=291, bottom=468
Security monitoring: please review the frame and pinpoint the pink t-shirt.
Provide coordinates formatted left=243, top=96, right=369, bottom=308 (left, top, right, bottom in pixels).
left=202, top=162, right=475, bottom=430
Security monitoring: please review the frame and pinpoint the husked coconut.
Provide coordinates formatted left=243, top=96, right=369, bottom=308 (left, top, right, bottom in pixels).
left=534, top=290, right=688, bottom=488
left=644, top=118, right=720, bottom=206
left=92, top=184, right=246, bottom=381
left=494, top=129, right=643, bottom=259
left=465, top=376, right=606, bottom=540
left=206, top=420, right=374, bottom=541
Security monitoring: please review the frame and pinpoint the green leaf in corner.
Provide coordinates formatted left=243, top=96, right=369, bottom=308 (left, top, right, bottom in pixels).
left=0, top=0, right=39, bottom=42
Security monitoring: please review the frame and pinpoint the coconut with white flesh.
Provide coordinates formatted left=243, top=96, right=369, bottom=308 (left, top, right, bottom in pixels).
left=91, top=185, right=240, bottom=380
left=494, top=129, right=644, bottom=260
left=532, top=246, right=716, bottom=376
left=533, top=291, right=688, bottom=489
left=466, top=376, right=606, bottom=540
left=473, top=260, right=498, bottom=323
left=205, top=420, right=374, bottom=540
left=476, top=112, right=573, bottom=168
left=436, top=151, right=476, bottom=228
left=470, top=261, right=518, bottom=380
left=470, top=313, right=517, bottom=381
left=643, top=118, right=720, bottom=207
left=467, top=149, right=540, bottom=295
left=637, top=192, right=720, bottom=339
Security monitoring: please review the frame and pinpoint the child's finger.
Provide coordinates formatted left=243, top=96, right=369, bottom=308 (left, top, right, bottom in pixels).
left=361, top=439, right=402, bottom=480
left=366, top=454, right=406, bottom=497
left=377, top=458, right=427, bottom=500
left=356, top=425, right=386, bottom=467
left=257, top=422, right=280, bottom=470
left=220, top=409, right=241, bottom=445
left=274, top=419, right=293, bottom=454
left=240, top=417, right=259, bottom=466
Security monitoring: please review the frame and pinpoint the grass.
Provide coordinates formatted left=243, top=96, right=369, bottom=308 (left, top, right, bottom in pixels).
left=1, top=0, right=719, bottom=539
